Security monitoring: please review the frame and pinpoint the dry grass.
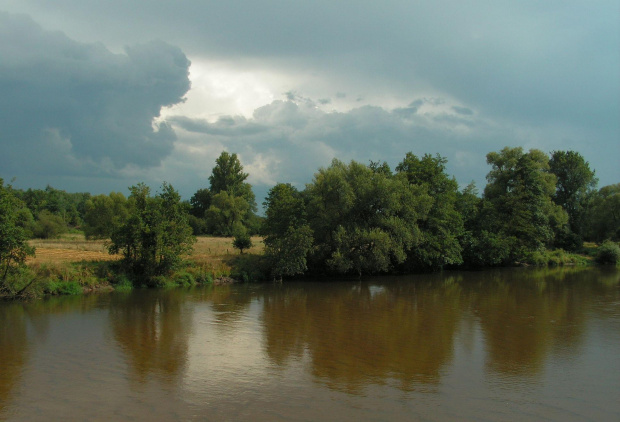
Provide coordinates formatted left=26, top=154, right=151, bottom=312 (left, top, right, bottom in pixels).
left=26, top=234, right=264, bottom=266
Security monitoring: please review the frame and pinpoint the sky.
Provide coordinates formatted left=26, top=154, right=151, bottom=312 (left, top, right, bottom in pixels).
left=1, top=0, right=618, bottom=207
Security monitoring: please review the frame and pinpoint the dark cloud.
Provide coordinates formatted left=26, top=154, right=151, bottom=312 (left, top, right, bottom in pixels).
left=0, top=12, right=190, bottom=179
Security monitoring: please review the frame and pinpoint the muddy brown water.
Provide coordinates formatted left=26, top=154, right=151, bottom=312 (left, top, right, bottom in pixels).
left=1, top=267, right=619, bottom=421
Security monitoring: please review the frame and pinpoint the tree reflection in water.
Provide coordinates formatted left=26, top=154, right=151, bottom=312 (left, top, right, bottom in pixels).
left=261, top=277, right=464, bottom=394
left=109, top=289, right=192, bottom=385
left=261, top=268, right=619, bottom=394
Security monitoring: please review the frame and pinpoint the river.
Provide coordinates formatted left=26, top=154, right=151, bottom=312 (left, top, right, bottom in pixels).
left=1, top=267, right=619, bottom=421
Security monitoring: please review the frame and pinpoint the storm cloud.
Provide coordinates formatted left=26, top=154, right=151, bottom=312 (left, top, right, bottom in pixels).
left=0, top=1, right=617, bottom=197
left=0, top=12, right=190, bottom=179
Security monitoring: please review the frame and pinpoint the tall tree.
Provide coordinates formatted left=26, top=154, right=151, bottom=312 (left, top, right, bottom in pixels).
left=263, top=183, right=314, bottom=278
left=484, top=147, right=567, bottom=257
left=396, top=153, right=464, bottom=270
left=209, top=151, right=257, bottom=212
left=549, top=150, right=597, bottom=236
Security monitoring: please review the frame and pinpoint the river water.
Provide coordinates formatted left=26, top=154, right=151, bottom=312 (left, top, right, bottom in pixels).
left=1, top=267, right=619, bottom=421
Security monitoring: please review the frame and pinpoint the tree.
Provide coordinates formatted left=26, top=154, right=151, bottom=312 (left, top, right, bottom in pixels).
left=483, top=147, right=567, bottom=259
left=263, top=183, right=314, bottom=278
left=205, top=191, right=250, bottom=236
left=583, top=184, right=620, bottom=241
left=232, top=223, right=253, bottom=254
left=0, top=179, right=35, bottom=295
left=82, top=192, right=129, bottom=239
left=304, top=159, right=431, bottom=275
left=189, top=188, right=211, bottom=218
left=209, top=151, right=257, bottom=212
left=109, top=183, right=195, bottom=282
left=549, top=150, right=597, bottom=238
left=396, top=153, right=464, bottom=270
left=32, top=210, right=68, bottom=239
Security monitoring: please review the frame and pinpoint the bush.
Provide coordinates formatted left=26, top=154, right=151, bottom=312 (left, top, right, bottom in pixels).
left=32, top=210, right=68, bottom=239
left=595, top=240, right=620, bottom=264
left=43, top=280, right=82, bottom=295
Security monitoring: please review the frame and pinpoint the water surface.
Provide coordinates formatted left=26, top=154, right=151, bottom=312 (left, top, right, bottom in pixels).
left=1, top=267, right=619, bottom=421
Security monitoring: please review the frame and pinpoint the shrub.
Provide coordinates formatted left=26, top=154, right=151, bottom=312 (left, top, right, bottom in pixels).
left=595, top=240, right=620, bottom=264
left=32, top=210, right=68, bottom=239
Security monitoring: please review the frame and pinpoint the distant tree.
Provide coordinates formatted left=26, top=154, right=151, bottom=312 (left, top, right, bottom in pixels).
left=0, top=179, right=35, bottom=295
left=549, top=150, right=597, bottom=238
left=32, top=210, right=68, bottom=239
left=109, top=183, right=195, bottom=282
left=583, top=184, right=620, bottom=241
left=189, top=188, right=212, bottom=218
left=209, top=151, right=257, bottom=212
left=232, top=223, right=253, bottom=254
left=205, top=191, right=250, bottom=236
left=396, top=153, right=464, bottom=270
left=83, top=192, right=129, bottom=239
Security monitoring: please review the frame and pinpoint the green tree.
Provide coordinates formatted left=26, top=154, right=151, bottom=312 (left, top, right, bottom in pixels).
left=232, top=223, right=253, bottom=254
left=305, top=160, right=431, bottom=275
left=109, top=183, right=195, bottom=282
left=549, top=150, right=597, bottom=239
left=205, top=191, right=250, bottom=236
left=583, top=184, right=620, bottom=241
left=189, top=188, right=212, bottom=218
left=0, top=179, right=35, bottom=295
left=83, top=192, right=129, bottom=239
left=209, top=151, right=257, bottom=212
left=396, top=153, right=464, bottom=270
left=263, top=183, right=314, bottom=278
left=483, top=147, right=567, bottom=259
left=32, top=210, right=68, bottom=239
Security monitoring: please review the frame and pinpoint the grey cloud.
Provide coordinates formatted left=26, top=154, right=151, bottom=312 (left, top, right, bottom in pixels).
left=170, top=115, right=267, bottom=136
left=171, top=98, right=509, bottom=191
left=452, top=106, right=474, bottom=116
left=0, top=12, right=190, bottom=178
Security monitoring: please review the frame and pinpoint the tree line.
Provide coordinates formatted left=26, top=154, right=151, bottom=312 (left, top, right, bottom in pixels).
left=262, top=147, right=619, bottom=278
left=1, top=147, right=619, bottom=291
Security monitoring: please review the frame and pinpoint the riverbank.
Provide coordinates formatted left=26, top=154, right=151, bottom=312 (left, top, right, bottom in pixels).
left=1, top=234, right=265, bottom=299
left=2, top=235, right=618, bottom=300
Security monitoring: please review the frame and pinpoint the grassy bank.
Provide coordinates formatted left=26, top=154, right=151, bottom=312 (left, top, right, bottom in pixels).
left=1, top=234, right=265, bottom=299
left=3, top=234, right=618, bottom=300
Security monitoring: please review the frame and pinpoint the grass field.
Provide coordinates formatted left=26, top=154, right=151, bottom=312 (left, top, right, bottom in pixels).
left=27, top=234, right=265, bottom=265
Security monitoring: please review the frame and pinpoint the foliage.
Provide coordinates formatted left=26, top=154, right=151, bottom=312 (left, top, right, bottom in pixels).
left=209, top=151, right=257, bottom=212
left=232, top=223, right=253, bottom=254
left=396, top=153, right=464, bottom=270
left=482, top=147, right=568, bottom=260
left=549, top=150, right=597, bottom=237
left=82, top=192, right=129, bottom=239
left=583, top=184, right=620, bottom=241
left=206, top=191, right=250, bottom=236
left=0, top=179, right=36, bottom=295
left=32, top=210, right=68, bottom=239
left=189, top=188, right=212, bottom=218
left=14, top=185, right=90, bottom=227
left=109, top=183, right=195, bottom=284
left=305, top=159, right=430, bottom=275
left=263, top=183, right=314, bottom=278
left=595, top=240, right=620, bottom=264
